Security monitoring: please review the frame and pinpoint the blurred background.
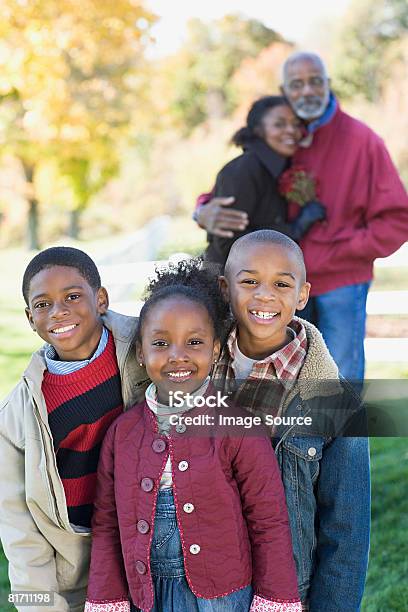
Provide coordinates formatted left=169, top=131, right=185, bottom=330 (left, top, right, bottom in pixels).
left=0, top=0, right=407, bottom=610
left=1, top=0, right=408, bottom=250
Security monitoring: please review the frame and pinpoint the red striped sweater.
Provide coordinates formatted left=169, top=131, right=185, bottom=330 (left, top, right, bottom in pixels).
left=42, top=332, right=123, bottom=527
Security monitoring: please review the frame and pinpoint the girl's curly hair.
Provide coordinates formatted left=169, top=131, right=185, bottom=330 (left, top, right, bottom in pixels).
left=136, top=258, right=231, bottom=344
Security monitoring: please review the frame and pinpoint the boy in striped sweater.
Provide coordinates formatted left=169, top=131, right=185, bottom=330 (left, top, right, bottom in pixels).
left=0, top=247, right=148, bottom=612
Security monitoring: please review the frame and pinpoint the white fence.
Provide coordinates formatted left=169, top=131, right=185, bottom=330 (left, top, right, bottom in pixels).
left=99, top=239, right=408, bottom=364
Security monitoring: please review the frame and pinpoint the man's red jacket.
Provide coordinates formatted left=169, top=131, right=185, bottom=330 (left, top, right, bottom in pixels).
left=292, top=105, right=408, bottom=295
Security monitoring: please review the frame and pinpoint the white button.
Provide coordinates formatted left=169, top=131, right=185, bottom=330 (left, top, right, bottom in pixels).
left=189, top=544, right=201, bottom=555
left=308, top=447, right=317, bottom=457
left=178, top=460, right=189, bottom=472
left=183, top=503, right=194, bottom=513
left=176, top=423, right=187, bottom=434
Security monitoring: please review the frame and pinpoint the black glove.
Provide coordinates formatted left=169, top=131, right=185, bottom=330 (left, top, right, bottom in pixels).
left=290, top=200, right=326, bottom=241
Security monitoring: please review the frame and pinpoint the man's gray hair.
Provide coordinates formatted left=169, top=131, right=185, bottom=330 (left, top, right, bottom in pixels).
left=282, top=52, right=328, bottom=85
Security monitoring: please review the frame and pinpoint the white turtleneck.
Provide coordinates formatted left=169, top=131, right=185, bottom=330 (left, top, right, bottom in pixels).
left=145, top=378, right=210, bottom=488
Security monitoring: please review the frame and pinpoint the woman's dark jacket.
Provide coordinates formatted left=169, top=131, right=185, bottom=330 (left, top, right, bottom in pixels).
left=205, top=138, right=294, bottom=267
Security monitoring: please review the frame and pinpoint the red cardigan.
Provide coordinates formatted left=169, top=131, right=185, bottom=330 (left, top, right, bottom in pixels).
left=86, top=401, right=300, bottom=611
left=292, top=106, right=408, bottom=295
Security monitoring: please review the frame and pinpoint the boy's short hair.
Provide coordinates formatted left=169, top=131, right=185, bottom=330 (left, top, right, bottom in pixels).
left=225, top=229, right=306, bottom=283
left=22, top=246, right=101, bottom=305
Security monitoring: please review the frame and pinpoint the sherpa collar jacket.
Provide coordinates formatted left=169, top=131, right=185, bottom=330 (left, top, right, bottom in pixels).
left=216, top=318, right=371, bottom=611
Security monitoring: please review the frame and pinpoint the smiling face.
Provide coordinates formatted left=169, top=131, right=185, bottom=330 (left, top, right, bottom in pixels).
left=258, top=104, right=302, bottom=156
left=26, top=266, right=108, bottom=361
left=282, top=58, right=330, bottom=121
left=221, top=243, right=310, bottom=359
left=137, top=296, right=220, bottom=404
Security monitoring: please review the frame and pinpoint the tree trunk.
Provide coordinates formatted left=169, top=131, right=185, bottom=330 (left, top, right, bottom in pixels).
left=22, top=162, right=40, bottom=250
left=205, top=89, right=225, bottom=121
left=68, top=209, right=80, bottom=239
left=27, top=199, right=40, bottom=250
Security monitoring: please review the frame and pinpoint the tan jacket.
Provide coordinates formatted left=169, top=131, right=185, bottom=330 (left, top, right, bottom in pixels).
left=0, top=311, right=148, bottom=612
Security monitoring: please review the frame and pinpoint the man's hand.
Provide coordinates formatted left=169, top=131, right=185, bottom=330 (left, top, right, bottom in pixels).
left=196, top=197, right=249, bottom=237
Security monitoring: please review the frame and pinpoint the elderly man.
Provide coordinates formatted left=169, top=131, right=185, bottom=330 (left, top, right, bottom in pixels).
left=195, top=51, right=408, bottom=383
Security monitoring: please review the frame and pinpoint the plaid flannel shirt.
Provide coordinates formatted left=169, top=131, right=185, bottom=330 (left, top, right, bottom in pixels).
left=213, top=319, right=307, bottom=425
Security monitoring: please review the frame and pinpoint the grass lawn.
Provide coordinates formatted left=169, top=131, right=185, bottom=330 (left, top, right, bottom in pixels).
left=0, top=236, right=407, bottom=611
left=362, top=438, right=408, bottom=611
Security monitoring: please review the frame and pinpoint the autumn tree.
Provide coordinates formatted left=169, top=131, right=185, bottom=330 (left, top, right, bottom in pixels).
left=231, top=41, right=294, bottom=119
left=0, top=0, right=155, bottom=248
left=333, top=0, right=408, bottom=101
left=158, top=14, right=284, bottom=133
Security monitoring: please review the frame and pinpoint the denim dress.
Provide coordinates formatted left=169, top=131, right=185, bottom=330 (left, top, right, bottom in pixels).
left=131, top=489, right=253, bottom=611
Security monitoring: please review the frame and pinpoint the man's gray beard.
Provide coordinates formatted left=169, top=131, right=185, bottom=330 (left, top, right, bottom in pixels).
left=293, top=90, right=330, bottom=120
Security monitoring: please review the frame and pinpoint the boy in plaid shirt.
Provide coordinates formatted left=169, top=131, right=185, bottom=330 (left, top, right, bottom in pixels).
left=214, top=230, right=370, bottom=612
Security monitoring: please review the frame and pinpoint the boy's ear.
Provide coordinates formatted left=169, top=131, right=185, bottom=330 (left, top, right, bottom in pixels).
left=96, top=287, right=109, bottom=314
left=218, top=276, right=229, bottom=302
left=25, top=307, right=36, bottom=331
left=296, top=282, right=311, bottom=311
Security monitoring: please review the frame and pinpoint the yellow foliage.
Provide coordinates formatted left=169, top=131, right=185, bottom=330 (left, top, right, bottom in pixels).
left=232, top=41, right=294, bottom=120
left=0, top=0, right=156, bottom=245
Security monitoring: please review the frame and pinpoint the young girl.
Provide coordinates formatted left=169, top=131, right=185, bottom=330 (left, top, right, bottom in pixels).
left=85, top=260, right=301, bottom=612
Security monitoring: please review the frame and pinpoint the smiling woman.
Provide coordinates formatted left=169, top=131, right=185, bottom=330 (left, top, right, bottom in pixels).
left=203, top=95, right=326, bottom=268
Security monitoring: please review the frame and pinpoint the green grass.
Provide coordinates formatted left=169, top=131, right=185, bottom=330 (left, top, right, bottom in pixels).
left=0, top=304, right=41, bottom=399
left=362, top=438, right=408, bottom=611
left=0, top=240, right=407, bottom=610
left=0, top=563, right=13, bottom=611
left=366, top=361, right=408, bottom=379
